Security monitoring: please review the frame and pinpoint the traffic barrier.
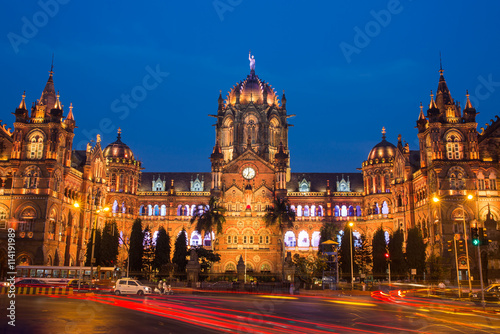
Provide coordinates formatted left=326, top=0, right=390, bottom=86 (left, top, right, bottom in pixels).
left=0, top=286, right=73, bottom=295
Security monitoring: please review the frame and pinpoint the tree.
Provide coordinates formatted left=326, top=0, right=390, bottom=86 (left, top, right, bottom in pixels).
left=85, top=227, right=102, bottom=267
left=406, top=227, right=427, bottom=278
left=427, top=253, right=447, bottom=282
left=193, top=246, right=221, bottom=273
left=263, top=197, right=296, bottom=280
left=153, top=226, right=171, bottom=271
left=142, top=226, right=155, bottom=277
left=129, top=218, right=144, bottom=272
left=172, top=228, right=188, bottom=273
left=292, top=254, right=328, bottom=284
left=318, top=221, right=338, bottom=255
left=338, top=224, right=357, bottom=279
left=355, top=234, right=372, bottom=275
left=190, top=197, right=226, bottom=238
left=101, top=220, right=119, bottom=267
left=372, top=226, right=387, bottom=276
left=388, top=229, right=406, bottom=276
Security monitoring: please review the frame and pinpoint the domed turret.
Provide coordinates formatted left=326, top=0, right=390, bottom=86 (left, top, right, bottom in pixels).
left=103, top=128, right=135, bottom=160
left=367, top=127, right=396, bottom=162
left=225, top=72, right=280, bottom=106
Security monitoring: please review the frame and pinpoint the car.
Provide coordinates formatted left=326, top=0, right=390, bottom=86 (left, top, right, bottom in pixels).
left=15, top=279, right=51, bottom=288
left=67, top=279, right=98, bottom=291
left=470, top=284, right=500, bottom=302
left=210, top=281, right=233, bottom=290
left=113, top=278, right=152, bottom=295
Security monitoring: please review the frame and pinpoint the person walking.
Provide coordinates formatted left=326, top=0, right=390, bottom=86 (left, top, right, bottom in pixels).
left=162, top=281, right=167, bottom=295
left=158, top=280, right=163, bottom=294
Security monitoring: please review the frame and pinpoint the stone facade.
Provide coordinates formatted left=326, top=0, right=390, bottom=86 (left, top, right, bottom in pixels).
left=0, top=63, right=499, bottom=282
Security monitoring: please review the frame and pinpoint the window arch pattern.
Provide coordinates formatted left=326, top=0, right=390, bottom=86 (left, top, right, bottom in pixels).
left=28, top=132, right=44, bottom=160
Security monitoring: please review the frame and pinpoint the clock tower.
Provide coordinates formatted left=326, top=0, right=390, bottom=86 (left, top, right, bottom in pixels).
left=208, top=55, right=293, bottom=275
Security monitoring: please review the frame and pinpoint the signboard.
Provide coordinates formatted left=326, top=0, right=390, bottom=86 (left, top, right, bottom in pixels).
left=411, top=269, right=416, bottom=275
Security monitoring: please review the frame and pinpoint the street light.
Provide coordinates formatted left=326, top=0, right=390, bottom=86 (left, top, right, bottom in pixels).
left=385, top=252, right=391, bottom=286
left=348, top=221, right=354, bottom=289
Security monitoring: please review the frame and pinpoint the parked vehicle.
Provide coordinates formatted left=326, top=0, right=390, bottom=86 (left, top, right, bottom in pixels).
left=67, top=279, right=99, bottom=291
left=113, top=278, right=152, bottom=296
left=15, top=279, right=51, bottom=288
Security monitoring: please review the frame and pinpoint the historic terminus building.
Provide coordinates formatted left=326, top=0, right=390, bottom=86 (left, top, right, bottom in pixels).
left=0, top=56, right=499, bottom=282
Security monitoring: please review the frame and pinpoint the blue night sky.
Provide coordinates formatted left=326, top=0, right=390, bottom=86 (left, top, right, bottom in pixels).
left=1, top=1, right=500, bottom=173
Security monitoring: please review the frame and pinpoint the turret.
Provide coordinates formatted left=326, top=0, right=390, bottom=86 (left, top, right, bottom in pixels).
left=463, top=90, right=477, bottom=122
left=14, top=91, right=28, bottom=122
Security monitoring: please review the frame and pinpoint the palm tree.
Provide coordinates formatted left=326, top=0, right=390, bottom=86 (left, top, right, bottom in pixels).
left=190, top=197, right=226, bottom=244
left=263, top=197, right=296, bottom=280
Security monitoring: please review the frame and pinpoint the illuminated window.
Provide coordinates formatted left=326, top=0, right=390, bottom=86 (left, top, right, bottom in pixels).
left=24, top=166, right=40, bottom=189
left=381, top=201, right=389, bottom=214
left=446, top=135, right=462, bottom=160
left=29, top=134, right=44, bottom=160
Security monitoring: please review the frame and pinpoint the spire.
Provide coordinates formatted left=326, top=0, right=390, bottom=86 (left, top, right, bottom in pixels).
left=54, top=91, right=62, bottom=110
left=429, top=90, right=438, bottom=109
left=218, top=90, right=223, bottom=110
left=465, top=90, right=474, bottom=109
left=17, top=91, right=27, bottom=110
left=418, top=102, right=425, bottom=120
left=117, top=127, right=122, bottom=141
left=282, top=90, right=286, bottom=109
left=435, top=59, right=453, bottom=109
left=381, top=127, right=386, bottom=140
left=66, top=102, right=74, bottom=120
left=39, top=60, right=56, bottom=111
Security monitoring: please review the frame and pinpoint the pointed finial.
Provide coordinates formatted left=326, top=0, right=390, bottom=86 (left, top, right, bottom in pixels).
left=382, top=127, right=386, bottom=140
left=117, top=127, right=122, bottom=140
left=418, top=102, right=425, bottom=120
left=66, top=102, right=74, bottom=121
left=465, top=89, right=474, bottom=109
left=439, top=52, right=444, bottom=74
left=18, top=91, right=27, bottom=110
left=50, top=53, right=54, bottom=74
left=54, top=91, right=62, bottom=109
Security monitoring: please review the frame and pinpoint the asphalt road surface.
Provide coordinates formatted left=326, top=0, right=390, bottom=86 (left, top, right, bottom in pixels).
left=1, top=291, right=499, bottom=333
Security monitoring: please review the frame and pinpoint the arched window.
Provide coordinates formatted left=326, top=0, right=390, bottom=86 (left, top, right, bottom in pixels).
left=185, top=205, right=190, bottom=216
left=348, top=205, right=354, bottom=216
left=446, top=134, right=462, bottom=160
left=190, top=231, right=201, bottom=246
left=341, top=205, right=347, bottom=217
left=334, top=205, right=340, bottom=217
left=303, top=205, right=310, bottom=217
left=296, top=205, right=302, bottom=217
left=284, top=231, right=296, bottom=247
left=139, top=205, right=145, bottom=216
left=154, top=205, right=160, bottom=216
left=29, top=133, right=44, bottom=160
left=160, top=205, right=167, bottom=216
left=353, top=231, right=362, bottom=248
left=311, top=231, right=321, bottom=247
left=384, top=231, right=390, bottom=245
left=24, top=166, right=40, bottom=189
left=122, top=202, right=126, bottom=214
left=310, top=205, right=316, bottom=217
left=147, top=205, right=152, bottom=216
left=297, top=230, right=310, bottom=247
left=112, top=200, right=119, bottom=213
left=373, top=203, right=380, bottom=215
left=290, top=205, right=296, bottom=213
left=260, top=263, right=271, bottom=272
left=225, top=263, right=236, bottom=272
left=381, top=201, right=389, bottom=214
left=316, top=205, right=324, bottom=217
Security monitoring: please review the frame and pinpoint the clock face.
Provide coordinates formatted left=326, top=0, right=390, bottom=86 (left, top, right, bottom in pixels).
left=242, top=167, right=256, bottom=180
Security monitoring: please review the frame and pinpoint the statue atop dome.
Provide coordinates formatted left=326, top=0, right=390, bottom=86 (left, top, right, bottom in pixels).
left=249, top=51, right=255, bottom=71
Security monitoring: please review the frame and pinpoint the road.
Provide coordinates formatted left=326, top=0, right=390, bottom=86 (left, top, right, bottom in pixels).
left=1, top=290, right=499, bottom=333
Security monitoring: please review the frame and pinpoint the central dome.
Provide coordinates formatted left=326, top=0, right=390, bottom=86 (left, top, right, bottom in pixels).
left=103, top=129, right=135, bottom=160
left=225, top=71, right=280, bottom=106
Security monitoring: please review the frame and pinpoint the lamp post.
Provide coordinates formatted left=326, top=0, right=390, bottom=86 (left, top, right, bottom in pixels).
left=348, top=221, right=354, bottom=289
left=459, top=193, right=474, bottom=293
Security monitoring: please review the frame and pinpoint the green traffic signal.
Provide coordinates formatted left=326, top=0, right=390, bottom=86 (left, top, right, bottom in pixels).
left=472, top=238, right=480, bottom=246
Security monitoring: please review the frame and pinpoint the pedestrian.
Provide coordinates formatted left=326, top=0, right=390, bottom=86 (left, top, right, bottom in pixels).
left=162, top=281, right=167, bottom=295
left=158, top=280, right=163, bottom=294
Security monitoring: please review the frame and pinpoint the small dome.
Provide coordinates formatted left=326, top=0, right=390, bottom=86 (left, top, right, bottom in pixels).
left=225, top=71, right=280, bottom=106
left=103, top=129, right=135, bottom=160
left=367, top=139, right=396, bottom=161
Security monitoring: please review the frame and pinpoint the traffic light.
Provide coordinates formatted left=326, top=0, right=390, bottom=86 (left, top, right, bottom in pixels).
left=447, top=240, right=453, bottom=252
left=471, top=227, right=480, bottom=246
left=384, top=253, right=390, bottom=259
left=479, top=228, right=490, bottom=245
left=457, top=240, right=465, bottom=252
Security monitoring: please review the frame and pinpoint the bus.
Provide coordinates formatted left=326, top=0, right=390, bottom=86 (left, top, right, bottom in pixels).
left=16, top=265, right=121, bottom=283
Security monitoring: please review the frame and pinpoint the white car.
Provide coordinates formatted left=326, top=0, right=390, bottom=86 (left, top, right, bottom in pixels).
left=113, top=279, right=152, bottom=296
